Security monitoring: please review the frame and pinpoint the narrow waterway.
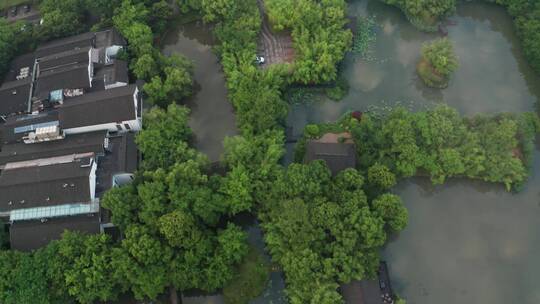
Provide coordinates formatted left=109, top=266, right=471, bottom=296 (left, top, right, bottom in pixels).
left=160, top=19, right=287, bottom=304
left=286, top=1, right=540, bottom=303
left=162, top=21, right=238, bottom=162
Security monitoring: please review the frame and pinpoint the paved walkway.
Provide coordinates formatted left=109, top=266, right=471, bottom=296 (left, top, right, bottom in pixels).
left=257, top=0, right=295, bottom=66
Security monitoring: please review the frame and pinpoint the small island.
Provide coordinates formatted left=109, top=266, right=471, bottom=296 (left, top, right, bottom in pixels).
left=417, top=38, right=458, bottom=89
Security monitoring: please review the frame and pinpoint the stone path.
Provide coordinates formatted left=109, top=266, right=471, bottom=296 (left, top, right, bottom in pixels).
left=257, top=0, right=295, bottom=66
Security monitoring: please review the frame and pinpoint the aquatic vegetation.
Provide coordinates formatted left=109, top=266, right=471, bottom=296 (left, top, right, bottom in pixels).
left=285, top=87, right=319, bottom=104
left=417, top=38, right=458, bottom=88
left=353, top=16, right=378, bottom=60
left=285, top=79, right=349, bottom=104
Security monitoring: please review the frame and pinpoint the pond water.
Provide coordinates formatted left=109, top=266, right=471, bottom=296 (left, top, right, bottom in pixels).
left=162, top=21, right=238, bottom=162
left=286, top=1, right=540, bottom=303
left=286, top=0, right=540, bottom=138
left=385, top=143, right=540, bottom=304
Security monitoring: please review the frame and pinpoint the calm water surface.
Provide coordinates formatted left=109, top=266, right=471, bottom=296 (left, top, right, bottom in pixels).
left=385, top=144, right=540, bottom=304
left=287, top=1, right=540, bottom=137
left=288, top=1, right=540, bottom=303
left=162, top=21, right=238, bottom=162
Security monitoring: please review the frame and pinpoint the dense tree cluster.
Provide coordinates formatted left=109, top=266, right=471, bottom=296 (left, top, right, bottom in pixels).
left=222, top=247, right=270, bottom=304
left=0, top=19, right=29, bottom=80
left=350, top=106, right=539, bottom=190
left=36, top=0, right=86, bottom=41
left=417, top=38, right=458, bottom=88
left=0, top=232, right=124, bottom=304
left=265, top=0, right=352, bottom=83
left=259, top=161, right=407, bottom=303
left=102, top=105, right=250, bottom=300
left=179, top=0, right=351, bottom=84
left=113, top=0, right=194, bottom=108
left=488, top=0, right=540, bottom=74
left=38, top=0, right=172, bottom=36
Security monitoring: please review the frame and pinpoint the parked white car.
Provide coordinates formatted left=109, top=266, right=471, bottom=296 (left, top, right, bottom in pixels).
left=255, top=55, right=266, bottom=65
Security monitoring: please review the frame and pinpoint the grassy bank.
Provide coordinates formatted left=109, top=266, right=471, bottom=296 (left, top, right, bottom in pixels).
left=0, top=0, right=30, bottom=10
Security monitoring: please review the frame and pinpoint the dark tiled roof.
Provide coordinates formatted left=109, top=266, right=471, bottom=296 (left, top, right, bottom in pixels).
left=96, top=133, right=138, bottom=197
left=93, top=60, right=129, bottom=90
left=109, top=60, right=129, bottom=85
left=38, top=47, right=91, bottom=71
left=3, top=53, right=35, bottom=82
left=1, top=111, right=59, bottom=144
left=10, top=214, right=100, bottom=251
left=0, top=153, right=95, bottom=212
left=305, top=141, right=357, bottom=175
left=341, top=280, right=383, bottom=304
left=59, top=84, right=137, bottom=129
left=35, top=63, right=91, bottom=99
left=0, top=131, right=107, bottom=166
left=95, top=28, right=127, bottom=49
left=0, top=78, right=31, bottom=116
left=35, top=32, right=95, bottom=59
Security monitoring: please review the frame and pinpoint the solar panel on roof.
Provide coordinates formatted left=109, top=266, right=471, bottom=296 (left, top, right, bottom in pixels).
left=14, top=121, right=59, bottom=134
left=49, top=89, right=63, bottom=102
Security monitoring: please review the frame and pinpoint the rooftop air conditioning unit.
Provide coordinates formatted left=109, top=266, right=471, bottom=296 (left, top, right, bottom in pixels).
left=23, top=125, right=65, bottom=144
left=105, top=46, right=123, bottom=65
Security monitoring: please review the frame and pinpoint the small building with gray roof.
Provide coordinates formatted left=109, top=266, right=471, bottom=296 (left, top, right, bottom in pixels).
left=304, top=132, right=357, bottom=175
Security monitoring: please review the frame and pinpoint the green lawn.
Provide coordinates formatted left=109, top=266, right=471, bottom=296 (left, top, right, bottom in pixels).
left=0, top=0, right=31, bottom=10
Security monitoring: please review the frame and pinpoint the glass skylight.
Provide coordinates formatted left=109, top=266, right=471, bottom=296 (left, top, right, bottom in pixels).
left=10, top=202, right=99, bottom=221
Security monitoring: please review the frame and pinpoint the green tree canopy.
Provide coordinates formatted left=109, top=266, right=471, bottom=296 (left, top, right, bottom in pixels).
left=261, top=162, right=405, bottom=303
left=421, top=38, right=458, bottom=77
left=135, top=104, right=203, bottom=170
left=372, top=194, right=409, bottom=232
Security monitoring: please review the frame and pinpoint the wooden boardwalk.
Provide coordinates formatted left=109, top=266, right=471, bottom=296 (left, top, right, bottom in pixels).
left=257, top=0, right=295, bottom=66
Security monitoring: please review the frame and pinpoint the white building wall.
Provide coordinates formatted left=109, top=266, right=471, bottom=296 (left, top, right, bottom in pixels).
left=63, top=118, right=140, bottom=135
left=90, top=48, right=99, bottom=63
left=133, top=87, right=139, bottom=114
left=64, top=86, right=141, bottom=135
left=88, top=63, right=93, bottom=88
left=104, top=81, right=127, bottom=90
left=89, top=160, right=97, bottom=200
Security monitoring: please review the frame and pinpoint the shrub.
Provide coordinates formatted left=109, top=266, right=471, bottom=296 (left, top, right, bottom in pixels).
left=368, top=163, right=397, bottom=190
left=421, top=38, right=458, bottom=77
left=305, top=124, right=320, bottom=137
left=418, top=38, right=458, bottom=88
left=325, top=76, right=349, bottom=101
left=223, top=247, right=270, bottom=304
